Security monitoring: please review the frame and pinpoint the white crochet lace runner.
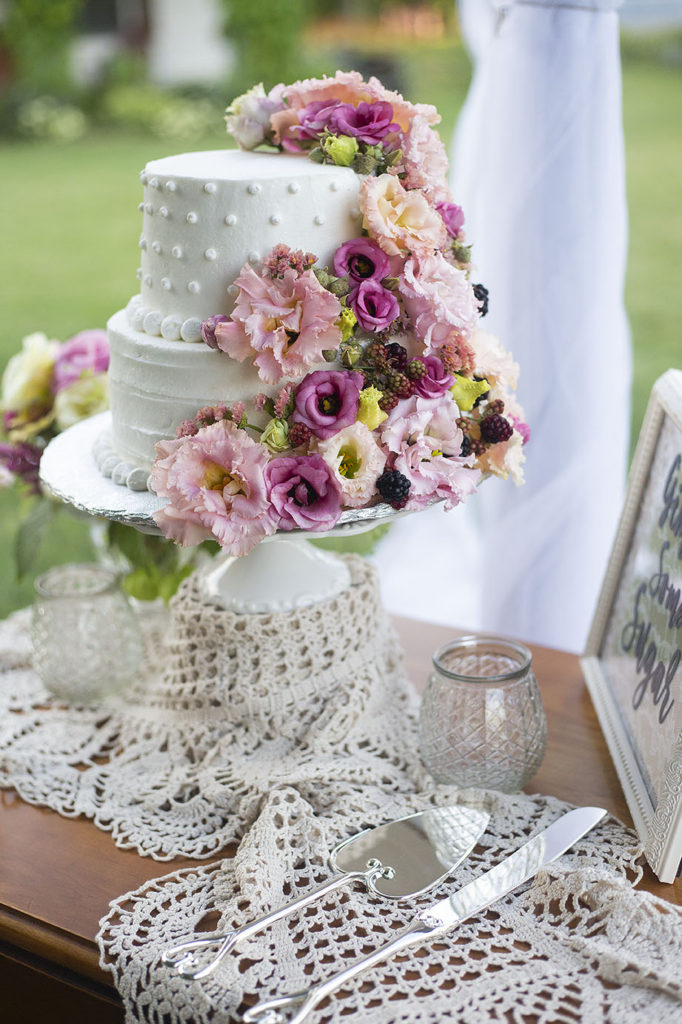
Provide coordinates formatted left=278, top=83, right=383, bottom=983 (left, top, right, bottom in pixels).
left=0, top=556, right=424, bottom=859
left=97, top=787, right=682, bottom=1024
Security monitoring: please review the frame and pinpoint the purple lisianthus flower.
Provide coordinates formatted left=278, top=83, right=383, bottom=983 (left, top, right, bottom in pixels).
left=265, top=453, right=342, bottom=531
left=327, top=101, right=398, bottom=145
left=201, top=314, right=230, bottom=350
left=348, top=280, right=400, bottom=333
left=412, top=354, right=455, bottom=399
left=0, top=441, right=42, bottom=494
left=293, top=99, right=342, bottom=142
left=52, top=330, right=109, bottom=394
left=435, top=201, right=465, bottom=239
left=333, top=237, right=390, bottom=284
left=292, top=369, right=363, bottom=440
left=510, top=414, right=531, bottom=445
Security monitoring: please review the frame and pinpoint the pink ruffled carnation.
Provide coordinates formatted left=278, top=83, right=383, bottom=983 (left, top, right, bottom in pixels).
left=361, top=174, right=447, bottom=259
left=264, top=453, right=342, bottom=531
left=400, top=114, right=450, bottom=202
left=381, top=394, right=463, bottom=458
left=395, top=438, right=480, bottom=511
left=469, top=327, right=520, bottom=391
left=214, top=264, right=343, bottom=385
left=151, top=419, right=276, bottom=555
left=52, top=330, right=109, bottom=393
left=399, top=253, right=480, bottom=349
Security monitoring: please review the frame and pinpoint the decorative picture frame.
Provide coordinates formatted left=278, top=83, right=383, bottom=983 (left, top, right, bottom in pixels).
left=582, top=368, right=682, bottom=883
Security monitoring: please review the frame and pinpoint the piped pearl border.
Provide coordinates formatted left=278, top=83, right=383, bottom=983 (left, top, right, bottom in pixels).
left=126, top=295, right=203, bottom=343
left=93, top=430, right=153, bottom=493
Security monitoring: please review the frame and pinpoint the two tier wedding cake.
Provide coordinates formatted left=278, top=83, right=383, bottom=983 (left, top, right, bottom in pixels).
left=96, top=71, right=527, bottom=556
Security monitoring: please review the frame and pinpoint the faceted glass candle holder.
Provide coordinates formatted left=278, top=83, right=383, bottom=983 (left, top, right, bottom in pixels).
left=31, top=563, right=143, bottom=704
left=418, top=636, right=547, bottom=793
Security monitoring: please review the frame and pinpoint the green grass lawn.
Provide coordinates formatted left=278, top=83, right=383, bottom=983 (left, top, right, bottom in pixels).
left=0, top=33, right=680, bottom=618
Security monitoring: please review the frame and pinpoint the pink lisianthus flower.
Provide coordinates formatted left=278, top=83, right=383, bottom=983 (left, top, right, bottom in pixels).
left=151, top=419, right=276, bottom=555
left=435, top=201, right=465, bottom=239
left=510, top=414, right=531, bottom=445
left=395, top=438, right=481, bottom=511
left=327, top=101, right=399, bottom=144
left=399, top=253, right=480, bottom=349
left=201, top=315, right=230, bottom=349
left=291, top=99, right=343, bottom=144
left=314, top=421, right=386, bottom=507
left=214, top=264, right=343, bottom=385
left=348, top=279, right=400, bottom=333
left=292, top=369, right=363, bottom=440
left=51, top=330, right=109, bottom=394
left=411, top=355, right=454, bottom=399
left=361, top=174, right=447, bottom=259
left=381, top=394, right=463, bottom=458
left=265, top=453, right=342, bottom=531
left=333, top=237, right=390, bottom=284
left=400, top=115, right=450, bottom=201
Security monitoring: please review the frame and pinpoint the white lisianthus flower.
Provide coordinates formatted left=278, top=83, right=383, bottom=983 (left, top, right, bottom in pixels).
left=225, top=83, right=283, bottom=150
left=315, top=422, right=386, bottom=507
left=53, top=372, right=109, bottom=431
left=1, top=332, right=60, bottom=416
left=470, top=327, right=519, bottom=391
left=479, top=430, right=526, bottom=486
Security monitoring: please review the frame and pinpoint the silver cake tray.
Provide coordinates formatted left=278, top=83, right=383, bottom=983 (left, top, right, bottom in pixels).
left=39, top=412, right=415, bottom=538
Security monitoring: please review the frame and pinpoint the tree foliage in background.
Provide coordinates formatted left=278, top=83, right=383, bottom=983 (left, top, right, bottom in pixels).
left=224, top=0, right=312, bottom=94
left=1, top=0, right=85, bottom=95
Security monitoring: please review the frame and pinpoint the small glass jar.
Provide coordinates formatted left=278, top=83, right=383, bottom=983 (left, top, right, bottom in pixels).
left=418, top=635, right=547, bottom=793
left=31, top=563, right=143, bottom=704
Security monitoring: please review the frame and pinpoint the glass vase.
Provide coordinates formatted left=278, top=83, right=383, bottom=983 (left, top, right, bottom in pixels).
left=418, top=635, right=547, bottom=793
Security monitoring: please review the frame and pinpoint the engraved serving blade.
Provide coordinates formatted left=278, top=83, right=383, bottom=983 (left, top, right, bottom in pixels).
left=242, top=806, right=607, bottom=1024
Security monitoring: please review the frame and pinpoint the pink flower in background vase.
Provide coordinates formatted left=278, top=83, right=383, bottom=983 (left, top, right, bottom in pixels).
left=399, top=253, right=479, bottom=349
left=411, top=355, right=454, bottom=399
left=214, top=264, right=343, bottom=384
left=151, top=419, right=276, bottom=555
left=348, top=279, right=399, bottom=333
left=52, top=330, right=109, bottom=393
left=292, top=369, right=363, bottom=439
left=333, top=237, right=390, bottom=284
left=265, top=453, right=342, bottom=531
left=315, top=421, right=386, bottom=507
left=327, top=101, right=399, bottom=144
left=435, top=201, right=465, bottom=239
left=381, top=394, right=463, bottom=457
left=395, top=438, right=480, bottom=511
left=361, top=174, right=447, bottom=258
left=0, top=441, right=42, bottom=494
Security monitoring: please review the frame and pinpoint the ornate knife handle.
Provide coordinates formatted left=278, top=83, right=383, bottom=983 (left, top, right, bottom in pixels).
left=242, top=918, right=440, bottom=1024
left=162, top=859, right=395, bottom=980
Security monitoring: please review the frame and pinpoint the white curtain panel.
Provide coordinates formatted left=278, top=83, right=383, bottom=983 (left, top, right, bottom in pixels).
left=372, top=0, right=631, bottom=653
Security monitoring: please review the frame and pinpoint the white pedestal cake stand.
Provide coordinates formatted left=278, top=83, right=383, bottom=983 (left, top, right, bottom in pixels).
left=39, top=411, right=411, bottom=613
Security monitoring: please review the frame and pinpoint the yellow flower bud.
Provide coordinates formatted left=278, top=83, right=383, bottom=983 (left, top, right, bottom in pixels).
left=449, top=374, right=489, bottom=412
left=357, top=386, right=388, bottom=431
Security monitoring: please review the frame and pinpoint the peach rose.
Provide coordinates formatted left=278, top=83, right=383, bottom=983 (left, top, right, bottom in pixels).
left=361, top=174, right=447, bottom=258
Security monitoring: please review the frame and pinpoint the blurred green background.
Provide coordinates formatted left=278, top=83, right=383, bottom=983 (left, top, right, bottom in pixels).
left=1, top=2, right=680, bottom=617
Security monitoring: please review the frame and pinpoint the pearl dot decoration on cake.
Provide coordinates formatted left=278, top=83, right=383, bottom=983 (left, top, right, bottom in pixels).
left=171, top=245, right=183, bottom=259
left=247, top=183, right=261, bottom=195
left=159, top=206, right=169, bottom=218
left=149, top=177, right=160, bottom=190
left=143, top=310, right=163, bottom=336
left=165, top=180, right=177, bottom=192
left=161, top=277, right=172, bottom=291
left=203, top=182, right=217, bottom=195
left=288, top=182, right=300, bottom=194
left=139, top=171, right=148, bottom=185
left=187, top=280, right=200, bottom=294
left=330, top=180, right=339, bottom=192
left=152, top=240, right=162, bottom=254
left=138, top=202, right=144, bottom=212
left=186, top=212, right=198, bottom=224
left=248, top=251, right=260, bottom=264
left=144, top=274, right=153, bottom=287
left=139, top=237, right=147, bottom=250
left=136, top=268, right=142, bottom=280
left=144, top=202, right=153, bottom=215
left=227, top=284, right=239, bottom=297
left=225, top=213, right=237, bottom=226
left=314, top=215, right=325, bottom=226
left=161, top=315, right=183, bottom=341
left=269, top=213, right=281, bottom=225
left=204, top=248, right=217, bottom=261
left=180, top=318, right=202, bottom=343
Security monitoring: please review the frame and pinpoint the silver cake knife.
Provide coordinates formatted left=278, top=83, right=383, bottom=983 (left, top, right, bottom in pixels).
left=243, top=805, right=607, bottom=1024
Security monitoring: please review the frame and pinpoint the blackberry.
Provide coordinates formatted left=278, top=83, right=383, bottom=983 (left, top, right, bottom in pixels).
left=459, top=435, right=472, bottom=458
left=289, top=422, right=312, bottom=448
left=480, top=413, right=513, bottom=444
left=385, top=342, right=408, bottom=370
left=365, top=341, right=388, bottom=368
left=473, top=283, right=489, bottom=317
left=376, top=469, right=411, bottom=509
left=407, top=358, right=427, bottom=380
left=486, top=398, right=505, bottom=417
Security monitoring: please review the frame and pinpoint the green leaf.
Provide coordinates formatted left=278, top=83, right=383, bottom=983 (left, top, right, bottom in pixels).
left=310, top=523, right=392, bottom=558
left=14, top=497, right=55, bottom=580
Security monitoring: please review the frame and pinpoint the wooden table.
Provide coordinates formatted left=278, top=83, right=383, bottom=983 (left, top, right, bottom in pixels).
left=1, top=616, right=680, bottom=1024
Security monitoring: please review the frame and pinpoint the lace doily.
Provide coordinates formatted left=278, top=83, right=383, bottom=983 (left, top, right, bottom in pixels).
left=0, top=556, right=423, bottom=859
left=97, top=788, right=682, bottom=1024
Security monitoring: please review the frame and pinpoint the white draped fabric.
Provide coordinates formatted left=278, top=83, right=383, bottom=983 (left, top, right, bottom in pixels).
left=372, top=0, right=632, bottom=653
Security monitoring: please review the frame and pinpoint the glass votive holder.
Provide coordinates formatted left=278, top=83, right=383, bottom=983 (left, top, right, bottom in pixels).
left=418, top=635, right=547, bottom=793
left=31, top=563, right=143, bottom=704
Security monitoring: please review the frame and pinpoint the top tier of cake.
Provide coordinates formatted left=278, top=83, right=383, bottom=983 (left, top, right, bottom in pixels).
left=131, top=150, right=362, bottom=342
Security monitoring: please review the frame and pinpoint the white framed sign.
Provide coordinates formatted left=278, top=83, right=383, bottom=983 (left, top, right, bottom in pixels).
left=582, top=369, right=682, bottom=883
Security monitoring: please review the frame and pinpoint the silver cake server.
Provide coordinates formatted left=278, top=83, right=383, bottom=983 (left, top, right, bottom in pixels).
left=242, top=805, right=607, bottom=1024
left=163, top=803, right=489, bottom=980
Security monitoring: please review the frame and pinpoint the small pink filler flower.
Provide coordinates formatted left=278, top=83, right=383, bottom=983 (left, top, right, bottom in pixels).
left=151, top=419, right=276, bottom=555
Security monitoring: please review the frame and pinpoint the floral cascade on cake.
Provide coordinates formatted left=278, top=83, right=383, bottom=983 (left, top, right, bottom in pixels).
left=151, top=71, right=529, bottom=556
